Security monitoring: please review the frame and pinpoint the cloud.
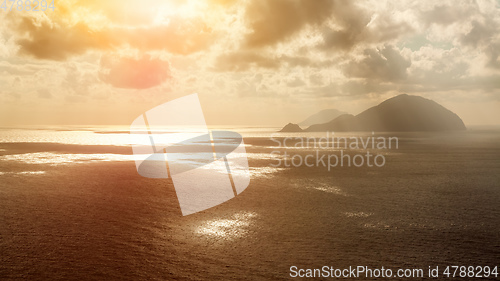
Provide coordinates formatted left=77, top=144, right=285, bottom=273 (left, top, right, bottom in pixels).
left=16, top=17, right=105, bottom=60
left=0, top=61, right=55, bottom=75
left=286, top=77, right=306, bottom=87
left=343, top=45, right=411, bottom=82
left=315, top=2, right=370, bottom=51
left=214, top=52, right=281, bottom=71
left=213, top=51, right=335, bottom=71
left=61, top=63, right=99, bottom=96
left=243, top=0, right=412, bottom=52
left=339, top=80, right=393, bottom=96
left=13, top=13, right=214, bottom=60
left=111, top=18, right=214, bottom=55
left=243, top=0, right=334, bottom=48
left=318, top=7, right=412, bottom=51
left=309, top=73, right=324, bottom=86
left=215, top=1, right=411, bottom=72
left=98, top=54, right=171, bottom=89
left=485, top=41, right=500, bottom=69
left=460, top=20, right=497, bottom=48
left=421, top=4, right=473, bottom=26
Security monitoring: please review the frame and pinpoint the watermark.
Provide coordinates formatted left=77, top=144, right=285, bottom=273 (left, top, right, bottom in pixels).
left=129, top=93, right=250, bottom=216
left=270, top=132, right=398, bottom=170
left=0, top=0, right=55, bottom=12
left=289, top=265, right=499, bottom=279
left=290, top=265, right=423, bottom=278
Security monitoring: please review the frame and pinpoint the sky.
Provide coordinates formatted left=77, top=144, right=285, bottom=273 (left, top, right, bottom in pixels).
left=0, top=0, right=499, bottom=127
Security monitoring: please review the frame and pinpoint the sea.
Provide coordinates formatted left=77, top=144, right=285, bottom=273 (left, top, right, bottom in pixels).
left=0, top=126, right=499, bottom=280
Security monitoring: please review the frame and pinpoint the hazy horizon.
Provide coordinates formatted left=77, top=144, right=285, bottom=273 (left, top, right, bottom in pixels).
left=0, top=94, right=499, bottom=128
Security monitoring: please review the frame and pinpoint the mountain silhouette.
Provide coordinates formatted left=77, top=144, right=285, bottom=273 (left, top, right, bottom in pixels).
left=280, top=94, right=466, bottom=132
left=298, top=109, right=346, bottom=127
left=279, top=123, right=303, bottom=132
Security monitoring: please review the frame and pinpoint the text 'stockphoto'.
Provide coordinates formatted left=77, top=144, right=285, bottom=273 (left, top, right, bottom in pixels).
left=0, top=1, right=499, bottom=280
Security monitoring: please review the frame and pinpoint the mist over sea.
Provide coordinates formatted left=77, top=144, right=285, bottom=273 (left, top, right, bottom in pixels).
left=0, top=126, right=499, bottom=280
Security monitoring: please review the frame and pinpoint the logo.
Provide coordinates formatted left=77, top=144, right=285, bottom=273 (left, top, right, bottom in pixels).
left=129, top=93, right=250, bottom=216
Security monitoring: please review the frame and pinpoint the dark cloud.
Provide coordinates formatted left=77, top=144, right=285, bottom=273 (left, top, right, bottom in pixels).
left=460, top=20, right=496, bottom=48
left=343, top=45, right=411, bottom=82
left=316, top=1, right=370, bottom=51
left=485, top=42, right=500, bottom=69
left=99, top=55, right=171, bottom=89
left=243, top=0, right=411, bottom=52
left=318, top=8, right=412, bottom=51
left=243, top=0, right=334, bottom=48
left=16, top=17, right=104, bottom=60
left=319, top=29, right=364, bottom=51
left=458, top=15, right=500, bottom=71
left=217, top=0, right=411, bottom=72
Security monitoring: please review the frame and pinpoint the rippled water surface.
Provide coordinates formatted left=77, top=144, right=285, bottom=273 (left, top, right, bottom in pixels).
left=0, top=127, right=499, bottom=280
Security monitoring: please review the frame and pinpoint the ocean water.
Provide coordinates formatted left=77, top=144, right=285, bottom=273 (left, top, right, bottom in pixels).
left=0, top=127, right=499, bottom=280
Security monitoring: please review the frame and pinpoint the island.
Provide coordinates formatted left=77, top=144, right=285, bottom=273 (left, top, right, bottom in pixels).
left=280, top=94, right=466, bottom=132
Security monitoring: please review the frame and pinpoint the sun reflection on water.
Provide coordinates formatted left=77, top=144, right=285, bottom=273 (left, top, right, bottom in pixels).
left=195, top=212, right=257, bottom=239
left=0, top=152, right=138, bottom=165
left=343, top=211, right=373, bottom=218
left=313, top=185, right=349, bottom=196
left=0, top=171, right=46, bottom=176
